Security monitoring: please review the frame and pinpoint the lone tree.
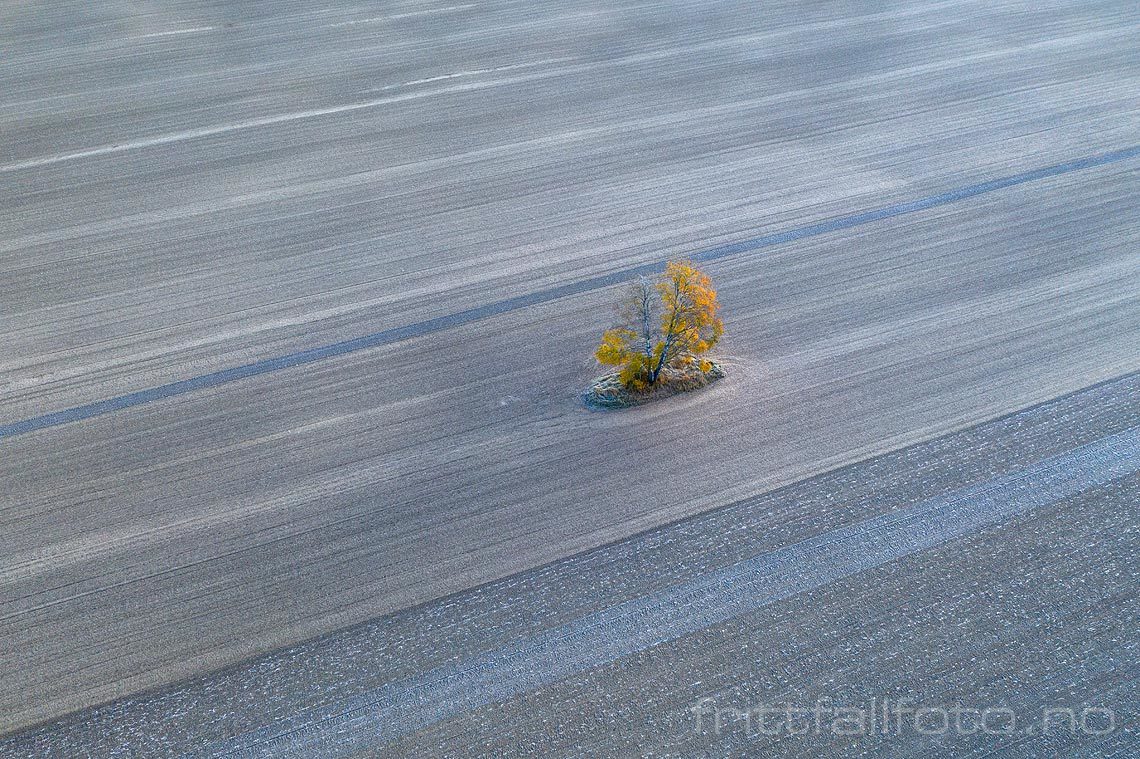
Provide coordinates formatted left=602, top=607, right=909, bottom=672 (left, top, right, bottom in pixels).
left=594, top=261, right=723, bottom=391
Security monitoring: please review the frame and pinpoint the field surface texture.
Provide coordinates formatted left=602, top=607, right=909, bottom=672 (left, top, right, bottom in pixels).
left=1, top=0, right=1137, bottom=754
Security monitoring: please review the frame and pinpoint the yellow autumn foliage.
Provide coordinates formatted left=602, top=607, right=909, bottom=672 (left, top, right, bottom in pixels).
left=593, top=261, right=723, bottom=388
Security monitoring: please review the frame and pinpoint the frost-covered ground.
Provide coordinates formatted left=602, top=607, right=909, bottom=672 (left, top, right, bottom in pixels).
left=5, top=373, right=1138, bottom=756
left=1, top=0, right=1138, bottom=749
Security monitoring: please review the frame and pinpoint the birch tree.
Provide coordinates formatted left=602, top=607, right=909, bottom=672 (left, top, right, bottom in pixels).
left=594, top=261, right=723, bottom=389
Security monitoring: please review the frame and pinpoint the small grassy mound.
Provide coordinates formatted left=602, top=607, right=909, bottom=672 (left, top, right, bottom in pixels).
left=583, top=359, right=726, bottom=408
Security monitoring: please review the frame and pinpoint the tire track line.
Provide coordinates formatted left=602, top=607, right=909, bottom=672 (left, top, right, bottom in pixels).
left=3, top=144, right=1138, bottom=439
